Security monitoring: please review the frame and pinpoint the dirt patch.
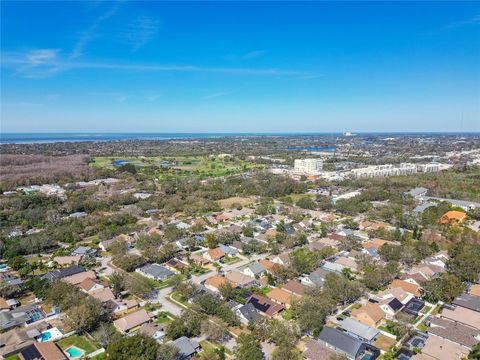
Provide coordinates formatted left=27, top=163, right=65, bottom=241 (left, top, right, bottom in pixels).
left=218, top=196, right=256, bottom=209
left=374, top=334, right=396, bottom=351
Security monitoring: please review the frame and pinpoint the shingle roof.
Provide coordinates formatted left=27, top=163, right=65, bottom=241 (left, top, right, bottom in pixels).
left=237, top=303, right=260, bottom=323
left=453, top=294, right=480, bottom=312
left=428, top=317, right=480, bottom=348
left=318, top=327, right=364, bottom=358
left=338, top=318, right=379, bottom=342
left=137, top=264, right=174, bottom=280
left=172, top=336, right=199, bottom=359
left=42, top=265, right=85, bottom=281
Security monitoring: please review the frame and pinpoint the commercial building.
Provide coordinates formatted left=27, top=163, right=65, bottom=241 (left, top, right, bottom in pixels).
left=294, top=158, right=323, bottom=173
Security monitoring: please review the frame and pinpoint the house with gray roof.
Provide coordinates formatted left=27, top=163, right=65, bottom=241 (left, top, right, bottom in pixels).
left=0, top=305, right=44, bottom=331
left=135, top=264, right=174, bottom=281
left=338, top=318, right=379, bottom=343
left=218, top=244, right=239, bottom=257
left=236, top=303, right=261, bottom=325
left=406, top=187, right=428, bottom=199
left=242, top=262, right=265, bottom=278
left=318, top=327, right=379, bottom=360
left=301, top=267, right=329, bottom=288
left=41, top=265, right=85, bottom=281
left=172, top=336, right=200, bottom=360
left=453, top=294, right=480, bottom=313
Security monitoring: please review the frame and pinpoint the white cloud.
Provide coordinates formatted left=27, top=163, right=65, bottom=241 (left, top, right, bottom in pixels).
left=122, top=16, right=161, bottom=52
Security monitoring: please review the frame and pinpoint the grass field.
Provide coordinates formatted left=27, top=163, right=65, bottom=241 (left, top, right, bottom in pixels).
left=57, top=335, right=99, bottom=354
left=91, top=156, right=263, bottom=181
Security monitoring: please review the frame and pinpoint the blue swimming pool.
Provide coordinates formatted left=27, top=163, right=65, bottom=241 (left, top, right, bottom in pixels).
left=65, top=346, right=84, bottom=358
left=40, top=331, right=52, bottom=341
left=361, top=354, right=374, bottom=360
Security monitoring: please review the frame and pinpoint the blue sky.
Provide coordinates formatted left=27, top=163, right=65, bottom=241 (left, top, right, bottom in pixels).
left=1, top=1, right=479, bottom=133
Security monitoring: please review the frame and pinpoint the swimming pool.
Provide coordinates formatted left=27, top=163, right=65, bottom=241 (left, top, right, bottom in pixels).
left=65, top=346, right=85, bottom=359
left=38, top=327, right=63, bottom=342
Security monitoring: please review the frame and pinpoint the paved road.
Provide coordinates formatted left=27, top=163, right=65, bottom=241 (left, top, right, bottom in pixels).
left=154, top=286, right=183, bottom=316
left=97, top=256, right=114, bottom=276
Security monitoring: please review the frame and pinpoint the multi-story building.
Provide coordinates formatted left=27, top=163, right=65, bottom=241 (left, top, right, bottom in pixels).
left=294, top=158, right=323, bottom=173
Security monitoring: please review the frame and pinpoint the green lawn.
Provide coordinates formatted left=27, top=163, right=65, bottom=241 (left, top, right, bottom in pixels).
left=57, top=335, right=99, bottom=354
left=4, top=355, right=20, bottom=360
left=170, top=291, right=190, bottom=308
left=222, top=256, right=241, bottom=265
left=421, top=305, right=432, bottom=314
left=155, top=311, right=176, bottom=324
left=417, top=323, right=428, bottom=332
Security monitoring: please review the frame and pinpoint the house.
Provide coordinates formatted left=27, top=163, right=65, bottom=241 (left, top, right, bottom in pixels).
left=388, top=279, right=421, bottom=297
left=259, top=259, right=276, bottom=273
left=301, top=267, right=329, bottom=288
left=378, top=298, right=403, bottom=318
left=401, top=272, right=428, bottom=287
left=411, top=334, right=469, bottom=360
left=406, top=187, right=428, bottom=199
left=266, top=288, right=298, bottom=308
left=282, top=280, right=309, bottom=297
left=469, top=284, right=480, bottom=297
left=0, top=297, right=10, bottom=311
left=218, top=244, right=238, bottom=257
left=452, top=293, right=480, bottom=313
left=318, top=327, right=379, bottom=360
left=242, top=263, right=265, bottom=278
left=302, top=339, right=336, bottom=360
left=362, top=238, right=398, bottom=251
left=135, top=264, right=174, bottom=281
left=172, top=336, right=200, bottom=360
left=225, top=271, right=257, bottom=288
left=42, top=265, right=85, bottom=281
left=440, top=306, right=480, bottom=330
left=338, top=318, right=380, bottom=343
left=105, top=299, right=139, bottom=315
left=374, top=287, right=414, bottom=305
left=359, top=220, right=389, bottom=231
left=164, top=258, right=188, bottom=273
left=236, top=303, right=260, bottom=324
left=247, top=294, right=284, bottom=317
left=113, top=309, right=151, bottom=333
left=71, top=246, right=96, bottom=257
left=334, top=257, right=359, bottom=272
left=78, top=277, right=104, bottom=293
left=62, top=270, right=96, bottom=286
left=90, top=288, right=115, bottom=303
left=52, top=256, right=81, bottom=266
left=322, top=261, right=346, bottom=274
left=351, top=303, right=385, bottom=327
left=98, top=239, right=116, bottom=252
left=19, top=341, right=67, bottom=360
left=439, top=210, right=467, bottom=225
left=229, top=241, right=244, bottom=253
left=427, top=317, right=480, bottom=349
left=138, top=323, right=166, bottom=341
left=0, top=305, right=44, bottom=331
left=0, top=322, right=49, bottom=358
left=271, top=252, right=290, bottom=266
left=204, top=276, right=235, bottom=293
left=203, top=248, right=225, bottom=262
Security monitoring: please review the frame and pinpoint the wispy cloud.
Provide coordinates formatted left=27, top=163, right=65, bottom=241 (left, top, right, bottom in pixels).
left=70, top=1, right=123, bottom=59
left=148, top=94, right=162, bottom=101
left=203, top=92, right=229, bottom=99
left=224, top=50, right=266, bottom=61
left=2, top=50, right=317, bottom=79
left=427, top=14, right=480, bottom=35
left=121, top=16, right=161, bottom=52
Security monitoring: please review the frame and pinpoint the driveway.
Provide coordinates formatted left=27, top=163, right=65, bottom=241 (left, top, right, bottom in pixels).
left=154, top=286, right=184, bottom=316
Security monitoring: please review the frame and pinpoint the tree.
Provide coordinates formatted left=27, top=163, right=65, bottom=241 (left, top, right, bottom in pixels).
left=66, top=296, right=109, bottom=333
left=234, top=333, right=264, bottom=360
left=271, top=346, right=301, bottom=360
left=8, top=256, right=26, bottom=270
left=323, top=273, right=364, bottom=305
left=201, top=320, right=229, bottom=342
left=291, top=288, right=335, bottom=336
left=106, top=335, right=177, bottom=360
left=109, top=272, right=125, bottom=297
left=296, top=196, right=316, bottom=210
left=93, top=322, right=122, bottom=348
left=166, top=309, right=203, bottom=340
left=424, top=273, right=464, bottom=303
left=469, top=343, right=480, bottom=359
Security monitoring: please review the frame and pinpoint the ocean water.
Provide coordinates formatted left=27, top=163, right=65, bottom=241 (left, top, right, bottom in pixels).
left=0, top=132, right=342, bottom=144
left=0, top=132, right=477, bottom=144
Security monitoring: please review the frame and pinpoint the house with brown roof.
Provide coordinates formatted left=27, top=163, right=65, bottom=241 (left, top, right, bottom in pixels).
left=204, top=276, right=236, bottom=293
left=78, top=278, right=104, bottom=293
left=52, top=256, right=81, bottom=267
left=247, top=294, right=284, bottom=317
left=469, top=284, right=480, bottom=297
left=203, top=248, right=225, bottom=262
left=359, top=220, right=390, bottom=231
left=351, top=303, right=385, bottom=327
left=388, top=279, right=421, bottom=297
left=0, top=297, right=10, bottom=311
left=259, top=259, right=276, bottom=273
left=412, top=334, right=469, bottom=360
left=271, top=252, right=290, bottom=266
left=62, top=270, right=96, bottom=286
left=113, top=309, right=151, bottom=333
left=0, top=323, right=49, bottom=358
left=19, top=342, right=67, bottom=360
left=90, top=288, right=115, bottom=303
left=225, top=271, right=257, bottom=288
left=302, top=339, right=336, bottom=360
left=282, top=280, right=309, bottom=297
left=440, top=306, right=480, bottom=330
left=362, top=238, right=398, bottom=251
left=266, top=288, right=298, bottom=308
